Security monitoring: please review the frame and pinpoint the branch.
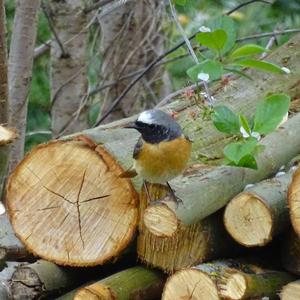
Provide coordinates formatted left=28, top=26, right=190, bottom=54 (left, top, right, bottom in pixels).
left=226, top=0, right=273, bottom=16
left=83, top=0, right=114, bottom=14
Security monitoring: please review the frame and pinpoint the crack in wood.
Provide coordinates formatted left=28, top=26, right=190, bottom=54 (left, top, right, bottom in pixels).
left=58, top=213, right=69, bottom=227
left=80, top=194, right=110, bottom=204
left=37, top=205, right=60, bottom=211
left=76, top=170, right=86, bottom=249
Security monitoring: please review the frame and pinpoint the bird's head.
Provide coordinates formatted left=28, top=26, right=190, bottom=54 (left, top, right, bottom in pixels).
left=124, top=109, right=182, bottom=144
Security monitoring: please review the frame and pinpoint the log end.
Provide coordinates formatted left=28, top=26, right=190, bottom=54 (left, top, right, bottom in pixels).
left=280, top=280, right=300, bottom=300
left=224, top=192, right=273, bottom=247
left=74, top=285, right=114, bottom=300
left=144, top=203, right=178, bottom=237
left=218, top=270, right=246, bottom=300
left=289, top=167, right=300, bottom=236
left=7, top=140, right=138, bottom=266
left=162, top=268, right=220, bottom=300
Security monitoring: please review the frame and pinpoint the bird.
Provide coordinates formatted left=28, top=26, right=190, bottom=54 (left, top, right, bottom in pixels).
left=122, top=109, right=192, bottom=204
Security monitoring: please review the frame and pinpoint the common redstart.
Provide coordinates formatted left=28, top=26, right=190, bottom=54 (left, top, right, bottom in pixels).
left=123, top=109, right=192, bottom=203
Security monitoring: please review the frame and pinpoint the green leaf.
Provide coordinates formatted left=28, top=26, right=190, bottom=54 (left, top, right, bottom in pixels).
left=239, top=114, right=251, bottom=136
left=186, top=59, right=224, bottom=82
left=253, top=94, right=291, bottom=134
left=223, top=138, right=258, bottom=165
left=232, top=59, right=285, bottom=74
left=196, top=29, right=228, bottom=51
left=208, top=16, right=237, bottom=54
left=223, top=67, right=253, bottom=80
left=238, top=154, right=258, bottom=169
left=212, top=106, right=240, bottom=135
left=174, top=0, right=186, bottom=5
left=230, top=44, right=267, bottom=59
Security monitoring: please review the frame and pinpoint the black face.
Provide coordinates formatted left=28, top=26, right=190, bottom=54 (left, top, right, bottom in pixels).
left=131, top=121, right=180, bottom=144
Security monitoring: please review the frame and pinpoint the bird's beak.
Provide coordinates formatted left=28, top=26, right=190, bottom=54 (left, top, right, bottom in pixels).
left=123, top=122, right=138, bottom=130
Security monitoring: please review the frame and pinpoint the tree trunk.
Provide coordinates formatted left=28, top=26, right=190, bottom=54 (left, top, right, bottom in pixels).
left=74, top=266, right=166, bottom=300
left=98, top=0, right=169, bottom=123
left=0, top=0, right=9, bottom=199
left=49, top=0, right=90, bottom=138
left=7, top=0, right=40, bottom=172
left=224, top=168, right=294, bottom=247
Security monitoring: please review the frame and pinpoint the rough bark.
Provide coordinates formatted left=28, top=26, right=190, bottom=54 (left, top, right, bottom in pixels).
left=6, top=139, right=138, bottom=266
left=0, top=0, right=9, bottom=199
left=0, top=262, right=22, bottom=299
left=49, top=0, right=90, bottom=137
left=7, top=0, right=40, bottom=172
left=74, top=266, right=166, bottom=300
left=280, top=279, right=300, bottom=300
left=224, top=168, right=294, bottom=247
left=98, top=0, right=169, bottom=123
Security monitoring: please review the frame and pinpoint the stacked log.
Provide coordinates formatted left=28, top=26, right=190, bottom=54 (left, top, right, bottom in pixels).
left=1, top=34, right=300, bottom=299
left=281, top=280, right=300, bottom=300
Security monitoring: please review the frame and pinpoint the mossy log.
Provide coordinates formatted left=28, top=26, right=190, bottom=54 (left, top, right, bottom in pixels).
left=281, top=229, right=300, bottom=275
left=5, top=34, right=300, bottom=268
left=280, top=279, right=300, bottom=300
left=219, top=268, right=295, bottom=300
left=224, top=169, right=294, bottom=247
left=162, top=260, right=262, bottom=300
left=0, top=214, right=30, bottom=261
left=6, top=140, right=138, bottom=266
left=74, top=266, right=165, bottom=300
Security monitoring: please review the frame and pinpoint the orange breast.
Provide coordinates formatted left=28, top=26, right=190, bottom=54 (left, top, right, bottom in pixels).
left=134, top=136, right=191, bottom=184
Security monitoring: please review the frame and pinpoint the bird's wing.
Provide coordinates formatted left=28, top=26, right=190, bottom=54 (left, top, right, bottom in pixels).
left=133, top=136, right=143, bottom=159
left=119, top=137, right=143, bottom=178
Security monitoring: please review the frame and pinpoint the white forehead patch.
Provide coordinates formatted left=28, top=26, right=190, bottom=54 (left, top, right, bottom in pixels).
left=137, top=111, right=154, bottom=124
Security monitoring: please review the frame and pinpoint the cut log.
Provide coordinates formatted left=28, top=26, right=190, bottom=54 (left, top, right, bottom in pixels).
left=6, top=140, right=138, bottom=266
left=219, top=268, right=294, bottom=300
left=281, top=279, right=300, bottom=300
left=0, top=262, right=22, bottom=299
left=289, top=166, right=300, bottom=237
left=143, top=112, right=300, bottom=238
left=224, top=170, right=293, bottom=247
left=0, top=125, right=17, bottom=146
left=138, top=184, right=241, bottom=272
left=73, top=266, right=165, bottom=300
left=281, top=229, right=300, bottom=275
left=0, top=214, right=30, bottom=261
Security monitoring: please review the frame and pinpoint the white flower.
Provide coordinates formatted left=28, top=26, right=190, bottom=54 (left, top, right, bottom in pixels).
left=199, top=26, right=211, bottom=32
left=197, top=72, right=209, bottom=82
left=0, top=202, right=5, bottom=215
left=240, top=127, right=261, bottom=141
left=281, top=67, right=291, bottom=74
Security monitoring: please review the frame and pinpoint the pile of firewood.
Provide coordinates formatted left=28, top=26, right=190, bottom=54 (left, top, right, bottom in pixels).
left=2, top=34, right=300, bottom=300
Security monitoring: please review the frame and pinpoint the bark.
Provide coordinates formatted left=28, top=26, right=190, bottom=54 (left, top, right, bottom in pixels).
left=0, top=214, right=30, bottom=261
left=7, top=0, right=40, bottom=172
left=49, top=0, right=90, bottom=137
left=280, top=279, right=300, bottom=300
left=0, top=0, right=9, bottom=199
left=74, top=266, right=166, bottom=300
left=98, top=0, right=169, bottom=123
left=224, top=168, right=294, bottom=247
left=6, top=139, right=138, bottom=266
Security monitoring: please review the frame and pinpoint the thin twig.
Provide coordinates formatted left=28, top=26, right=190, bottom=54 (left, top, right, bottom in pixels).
left=26, top=130, right=52, bottom=137
left=34, top=40, right=51, bottom=59
left=225, top=0, right=272, bottom=16
left=41, top=2, right=68, bottom=58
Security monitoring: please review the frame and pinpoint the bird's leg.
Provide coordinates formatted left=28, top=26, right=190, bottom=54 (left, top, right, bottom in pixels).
left=166, top=182, right=183, bottom=205
left=143, top=181, right=152, bottom=203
